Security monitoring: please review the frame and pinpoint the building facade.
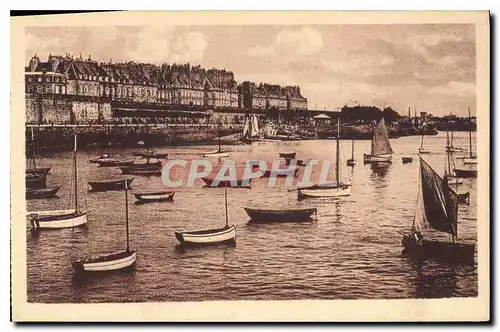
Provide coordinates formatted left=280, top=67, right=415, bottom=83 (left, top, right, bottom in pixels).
left=24, top=54, right=308, bottom=123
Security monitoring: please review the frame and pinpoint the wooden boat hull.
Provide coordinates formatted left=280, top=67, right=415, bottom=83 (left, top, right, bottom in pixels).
left=88, top=154, right=112, bottom=163
left=26, top=167, right=51, bottom=176
left=26, top=173, right=47, bottom=189
left=244, top=207, right=317, bottom=222
left=134, top=191, right=174, bottom=203
left=88, top=178, right=134, bottom=191
left=27, top=209, right=76, bottom=218
left=134, top=152, right=168, bottom=159
left=463, top=157, right=478, bottom=165
left=418, top=148, right=431, bottom=154
left=73, top=250, right=137, bottom=273
left=402, top=235, right=475, bottom=264
left=119, top=165, right=162, bottom=176
left=26, top=186, right=60, bottom=199
left=402, top=157, right=413, bottom=164
left=96, top=159, right=134, bottom=167
left=279, top=152, right=296, bottom=159
left=175, top=225, right=236, bottom=246
left=201, top=177, right=251, bottom=188
left=453, top=168, right=477, bottom=178
left=202, top=151, right=230, bottom=157
left=298, top=185, right=351, bottom=198
left=363, top=154, right=392, bottom=163
left=30, top=211, right=88, bottom=231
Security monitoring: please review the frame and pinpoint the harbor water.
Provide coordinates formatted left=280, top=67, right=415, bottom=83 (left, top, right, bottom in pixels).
left=26, top=131, right=478, bottom=302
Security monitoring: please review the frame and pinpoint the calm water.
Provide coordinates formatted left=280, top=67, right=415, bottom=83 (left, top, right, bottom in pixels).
left=26, top=131, right=478, bottom=302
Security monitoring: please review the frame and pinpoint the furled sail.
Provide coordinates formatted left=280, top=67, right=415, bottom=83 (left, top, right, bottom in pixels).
left=413, top=157, right=458, bottom=235
left=250, top=115, right=259, bottom=137
left=370, top=118, right=394, bottom=156
left=242, top=118, right=250, bottom=138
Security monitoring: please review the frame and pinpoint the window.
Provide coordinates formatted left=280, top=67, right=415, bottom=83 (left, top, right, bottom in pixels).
left=38, top=77, right=42, bottom=82
left=45, top=86, right=51, bottom=94
left=28, top=77, right=32, bottom=82
left=27, top=86, right=33, bottom=93
left=36, top=86, right=42, bottom=94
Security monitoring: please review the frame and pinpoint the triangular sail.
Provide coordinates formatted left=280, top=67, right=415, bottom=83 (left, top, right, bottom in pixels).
left=371, top=118, right=394, bottom=156
left=416, top=157, right=458, bottom=235
left=242, top=118, right=250, bottom=138
left=250, top=115, right=259, bottom=137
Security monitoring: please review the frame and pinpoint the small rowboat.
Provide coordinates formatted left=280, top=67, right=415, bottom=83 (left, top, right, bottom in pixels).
left=26, top=173, right=47, bottom=189
left=175, top=225, right=236, bottom=246
left=346, top=158, right=356, bottom=166
left=73, top=249, right=137, bottom=273
left=96, top=158, right=135, bottom=167
left=244, top=207, right=317, bottom=223
left=201, top=177, right=252, bottom=188
left=453, top=168, right=477, bottom=178
left=27, top=209, right=76, bottom=218
left=363, top=154, right=392, bottom=163
left=133, top=151, right=168, bottom=159
left=134, top=191, right=174, bottom=203
left=88, top=178, right=134, bottom=192
left=297, top=183, right=351, bottom=199
left=26, top=186, right=60, bottom=199
left=279, top=152, right=296, bottom=159
left=402, top=157, right=413, bottom=164
left=202, top=149, right=230, bottom=158
left=29, top=211, right=88, bottom=231
left=251, top=164, right=300, bottom=178
left=89, top=154, right=113, bottom=163
left=26, top=167, right=51, bottom=176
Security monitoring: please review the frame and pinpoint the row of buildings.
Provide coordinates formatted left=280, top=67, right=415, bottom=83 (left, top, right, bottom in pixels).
left=24, top=54, right=308, bottom=123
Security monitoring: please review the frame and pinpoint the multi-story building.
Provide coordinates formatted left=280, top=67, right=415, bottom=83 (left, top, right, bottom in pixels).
left=24, top=54, right=308, bottom=123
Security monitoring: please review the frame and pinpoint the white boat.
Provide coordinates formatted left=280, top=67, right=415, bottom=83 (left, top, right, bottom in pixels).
left=73, top=180, right=137, bottom=273
left=202, top=124, right=230, bottom=157
left=418, top=130, right=431, bottom=154
left=463, top=156, right=478, bottom=165
left=133, top=191, right=175, bottom=203
left=175, top=184, right=236, bottom=246
left=30, top=132, right=88, bottom=231
left=297, top=119, right=351, bottom=199
left=363, top=118, right=393, bottom=163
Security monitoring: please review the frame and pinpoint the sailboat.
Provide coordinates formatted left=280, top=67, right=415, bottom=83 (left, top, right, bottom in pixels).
left=73, top=180, right=137, bottom=273
left=28, top=131, right=88, bottom=231
left=346, top=139, right=356, bottom=166
left=363, top=118, right=393, bottom=163
left=175, top=183, right=236, bottom=246
left=297, top=118, right=351, bottom=199
left=418, top=129, right=430, bottom=154
left=26, top=127, right=51, bottom=176
left=401, top=157, right=475, bottom=264
left=444, top=148, right=464, bottom=186
left=454, top=107, right=477, bottom=177
left=446, top=128, right=463, bottom=153
left=202, top=123, right=230, bottom=157
left=463, top=107, right=477, bottom=165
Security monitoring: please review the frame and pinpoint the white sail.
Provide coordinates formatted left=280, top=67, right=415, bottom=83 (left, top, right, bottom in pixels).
left=371, top=118, right=394, bottom=156
left=250, top=115, right=259, bottom=137
left=242, top=118, right=250, bottom=138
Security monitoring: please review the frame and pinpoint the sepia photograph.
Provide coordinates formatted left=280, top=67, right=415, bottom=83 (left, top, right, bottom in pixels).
left=10, top=10, right=490, bottom=322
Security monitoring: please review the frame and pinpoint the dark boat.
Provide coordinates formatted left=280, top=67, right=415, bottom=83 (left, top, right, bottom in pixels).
left=244, top=207, right=317, bottom=222
left=96, top=158, right=135, bottom=167
left=26, top=186, right=61, bottom=199
left=402, top=157, right=413, bottom=164
left=133, top=151, right=168, bottom=159
left=26, top=167, right=51, bottom=176
left=279, top=152, right=296, bottom=159
left=73, top=180, right=136, bottom=273
left=201, top=176, right=252, bottom=188
left=453, top=168, right=477, bottom=178
left=133, top=191, right=175, bottom=203
left=401, top=157, right=475, bottom=264
left=88, top=178, right=134, bottom=192
left=118, top=160, right=162, bottom=175
left=26, top=173, right=47, bottom=189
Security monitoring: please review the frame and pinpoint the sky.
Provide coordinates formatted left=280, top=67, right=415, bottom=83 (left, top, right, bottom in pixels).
left=25, top=24, right=476, bottom=117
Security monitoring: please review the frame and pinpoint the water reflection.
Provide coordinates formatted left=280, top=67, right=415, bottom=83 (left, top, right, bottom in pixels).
left=370, top=163, right=391, bottom=178
left=407, top=260, right=459, bottom=298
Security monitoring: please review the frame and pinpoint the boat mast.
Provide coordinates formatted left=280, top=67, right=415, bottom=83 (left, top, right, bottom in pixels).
left=420, top=130, right=424, bottom=149
left=73, top=131, right=78, bottom=213
left=125, top=180, right=130, bottom=252
left=468, top=106, right=473, bottom=158
left=336, top=118, right=340, bottom=184
left=351, top=138, right=354, bottom=160
left=218, top=122, right=222, bottom=152
left=224, top=182, right=229, bottom=228
left=30, top=126, right=36, bottom=170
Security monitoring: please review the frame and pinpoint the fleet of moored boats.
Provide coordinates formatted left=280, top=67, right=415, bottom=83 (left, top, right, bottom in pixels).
left=25, top=112, right=479, bottom=276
